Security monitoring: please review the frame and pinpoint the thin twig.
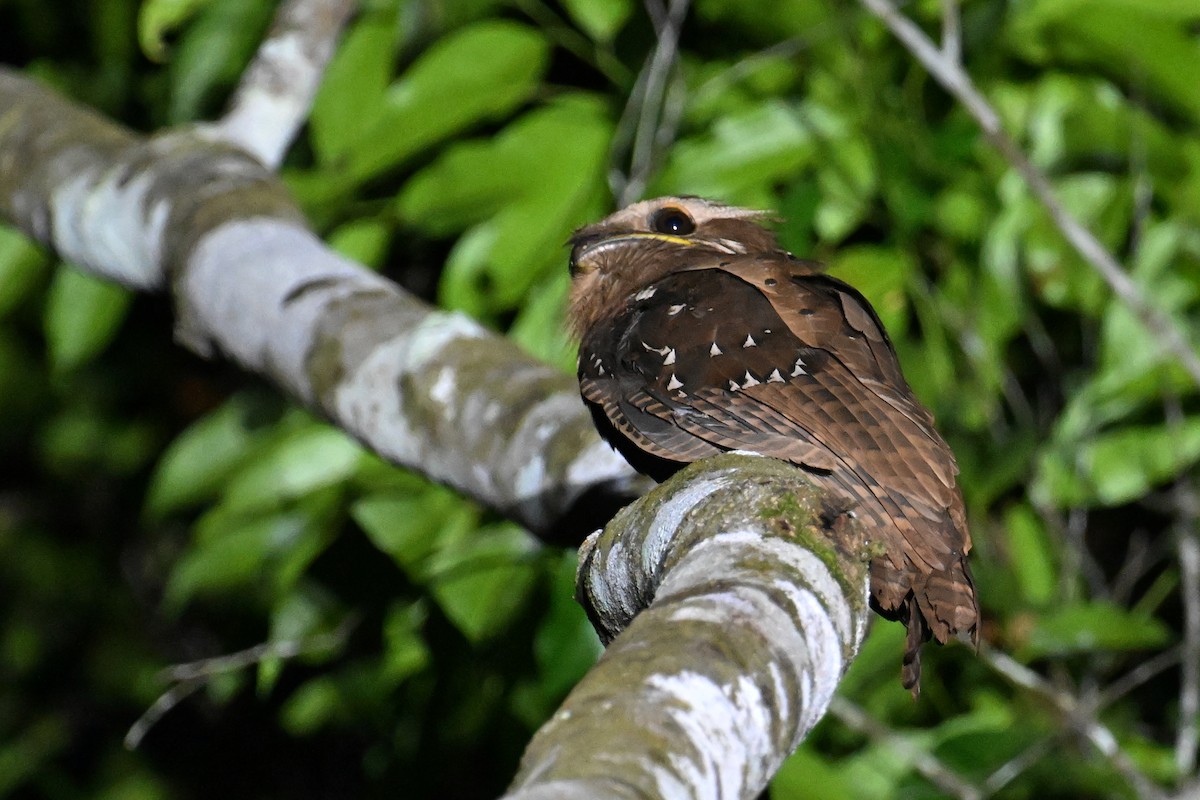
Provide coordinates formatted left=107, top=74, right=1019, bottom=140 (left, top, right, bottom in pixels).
left=125, top=679, right=204, bottom=750
left=126, top=617, right=357, bottom=749
left=830, top=696, right=983, bottom=800
left=1110, top=531, right=1158, bottom=606
left=981, top=646, right=1169, bottom=800
left=940, top=0, right=960, bottom=64
left=1175, top=488, right=1200, bottom=777
left=1095, top=646, right=1181, bottom=710
left=610, top=0, right=690, bottom=205
left=1041, top=504, right=1107, bottom=602
left=215, top=0, right=358, bottom=168
left=513, top=0, right=630, bottom=87
left=985, top=735, right=1057, bottom=794
left=164, top=617, right=356, bottom=681
left=858, top=0, right=1200, bottom=389
left=691, top=36, right=813, bottom=105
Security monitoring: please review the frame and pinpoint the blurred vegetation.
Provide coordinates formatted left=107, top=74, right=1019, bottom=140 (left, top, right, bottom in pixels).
left=1, top=0, right=1198, bottom=797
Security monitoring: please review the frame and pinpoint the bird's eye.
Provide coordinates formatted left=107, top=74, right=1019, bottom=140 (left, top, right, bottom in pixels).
left=650, top=207, right=695, bottom=236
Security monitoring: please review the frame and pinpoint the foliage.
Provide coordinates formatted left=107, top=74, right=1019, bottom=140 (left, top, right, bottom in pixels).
left=1, top=0, right=1198, bottom=797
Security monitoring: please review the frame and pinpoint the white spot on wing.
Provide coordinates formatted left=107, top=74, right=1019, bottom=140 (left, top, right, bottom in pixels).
left=710, top=342, right=722, bottom=357
left=742, top=371, right=760, bottom=388
left=668, top=304, right=686, bottom=315
left=728, top=379, right=740, bottom=391
left=667, top=374, right=683, bottom=391
left=791, top=357, right=807, bottom=377
left=664, top=348, right=676, bottom=366
left=768, top=369, right=784, bottom=383
left=635, top=287, right=657, bottom=300
left=743, top=334, right=757, bottom=348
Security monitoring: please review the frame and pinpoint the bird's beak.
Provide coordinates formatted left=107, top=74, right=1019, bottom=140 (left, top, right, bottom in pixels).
left=569, top=232, right=697, bottom=276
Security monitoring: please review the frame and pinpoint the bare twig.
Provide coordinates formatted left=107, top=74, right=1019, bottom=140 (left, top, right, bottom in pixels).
left=985, top=735, right=1057, bottom=795
left=610, top=0, right=690, bottom=205
left=1176, top=493, right=1200, bottom=777
left=1096, top=646, right=1181, bottom=710
left=214, top=0, right=358, bottom=168
left=858, top=0, right=1200, bottom=389
left=1110, top=531, right=1159, bottom=606
left=124, top=679, right=205, bottom=750
left=1040, top=504, right=1107, bottom=602
left=981, top=646, right=1168, bottom=800
left=940, top=0, right=960, bottom=64
left=164, top=616, right=357, bottom=682
left=830, top=696, right=983, bottom=800
left=513, top=0, right=630, bottom=86
left=692, top=36, right=813, bottom=104
left=126, top=617, right=357, bottom=750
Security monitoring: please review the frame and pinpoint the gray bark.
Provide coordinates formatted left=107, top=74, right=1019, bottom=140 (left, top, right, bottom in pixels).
left=0, top=67, right=646, bottom=540
left=506, top=454, right=871, bottom=800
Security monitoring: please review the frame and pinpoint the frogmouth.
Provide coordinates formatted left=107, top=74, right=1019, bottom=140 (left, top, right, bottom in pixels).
left=567, top=196, right=978, bottom=695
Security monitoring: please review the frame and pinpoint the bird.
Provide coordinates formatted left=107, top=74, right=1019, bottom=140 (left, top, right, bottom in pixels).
left=566, top=195, right=978, bottom=695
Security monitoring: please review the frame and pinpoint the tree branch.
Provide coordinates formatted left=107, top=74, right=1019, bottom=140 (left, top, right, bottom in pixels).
left=858, top=0, right=1200, bottom=390
left=213, top=0, right=359, bottom=167
left=505, top=454, right=871, bottom=800
left=0, top=68, right=645, bottom=541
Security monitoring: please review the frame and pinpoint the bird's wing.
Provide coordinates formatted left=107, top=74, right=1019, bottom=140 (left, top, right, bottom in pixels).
left=577, top=255, right=970, bottom=581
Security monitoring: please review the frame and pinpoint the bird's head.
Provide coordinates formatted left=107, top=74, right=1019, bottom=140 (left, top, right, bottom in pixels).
left=566, top=196, right=781, bottom=338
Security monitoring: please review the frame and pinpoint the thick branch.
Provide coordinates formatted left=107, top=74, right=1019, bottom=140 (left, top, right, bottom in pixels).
left=505, top=454, right=871, bottom=800
left=214, top=0, right=359, bottom=167
left=0, top=69, right=645, bottom=539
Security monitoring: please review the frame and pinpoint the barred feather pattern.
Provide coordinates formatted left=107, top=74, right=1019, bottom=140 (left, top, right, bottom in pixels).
left=569, top=198, right=978, bottom=695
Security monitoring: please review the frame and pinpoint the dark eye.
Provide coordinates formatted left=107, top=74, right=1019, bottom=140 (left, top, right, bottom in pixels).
left=650, top=207, right=695, bottom=236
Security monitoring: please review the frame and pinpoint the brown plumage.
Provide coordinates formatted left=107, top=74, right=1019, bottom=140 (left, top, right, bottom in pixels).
left=567, top=196, right=978, bottom=695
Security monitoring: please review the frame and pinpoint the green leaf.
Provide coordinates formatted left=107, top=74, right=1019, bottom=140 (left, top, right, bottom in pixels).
left=826, top=246, right=914, bottom=336
left=561, top=0, right=633, bottom=42
left=0, top=227, right=48, bottom=319
left=427, top=523, right=538, bottom=643
left=136, top=0, right=215, bottom=61
left=1021, top=602, right=1172, bottom=659
left=165, top=510, right=306, bottom=609
left=309, top=12, right=397, bottom=164
left=1037, top=418, right=1200, bottom=508
left=380, top=601, right=430, bottom=685
left=38, top=405, right=158, bottom=477
left=327, top=217, right=392, bottom=270
left=221, top=425, right=364, bottom=515
left=43, top=267, right=132, bottom=373
left=1003, top=504, right=1056, bottom=607
left=144, top=395, right=272, bottom=519
left=1081, top=420, right=1200, bottom=505
left=280, top=676, right=341, bottom=736
left=400, top=94, right=613, bottom=316
left=1009, top=0, right=1200, bottom=126
left=343, top=21, right=549, bottom=183
left=772, top=746, right=861, bottom=800
left=351, top=487, right=478, bottom=576
left=166, top=492, right=338, bottom=611
left=167, top=0, right=274, bottom=123
left=815, top=128, right=877, bottom=243
left=508, top=272, right=574, bottom=371
left=533, top=552, right=601, bottom=696
left=259, top=586, right=344, bottom=694
left=653, top=101, right=813, bottom=203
